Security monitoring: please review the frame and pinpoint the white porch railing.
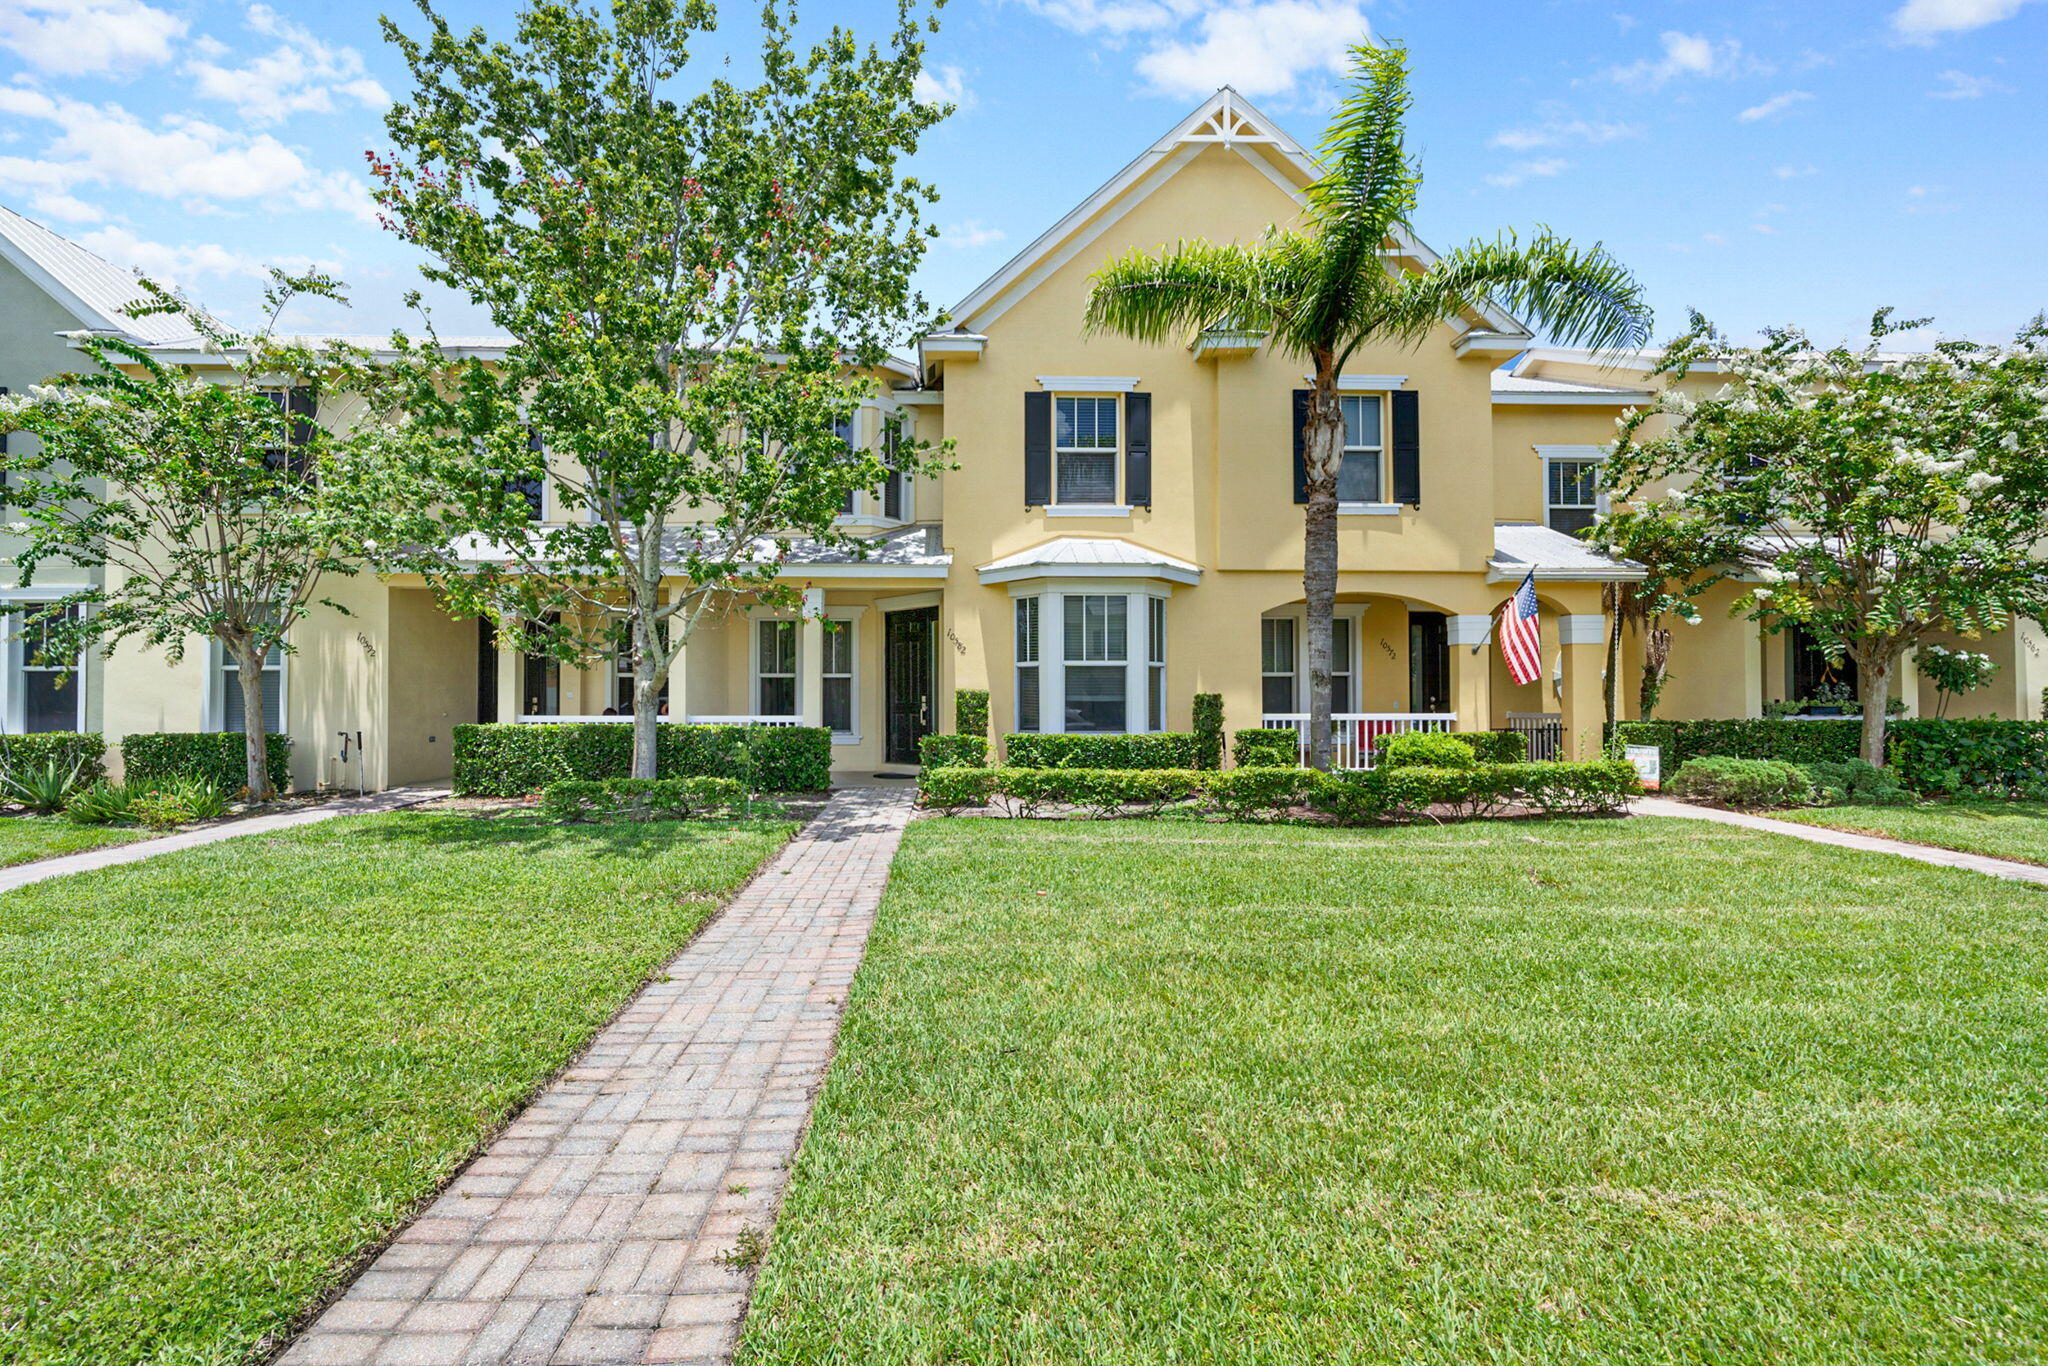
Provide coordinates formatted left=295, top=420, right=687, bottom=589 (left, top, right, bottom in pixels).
left=1507, top=712, right=1564, bottom=762
left=1261, top=712, right=1457, bottom=770
left=514, top=714, right=804, bottom=727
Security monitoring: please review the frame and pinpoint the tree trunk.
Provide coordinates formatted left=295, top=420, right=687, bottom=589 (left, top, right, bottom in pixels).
left=1300, top=388, right=1344, bottom=772
left=630, top=602, right=661, bottom=780
left=1859, top=654, right=1892, bottom=767
left=1602, top=586, right=1621, bottom=730
left=1639, top=625, right=1673, bottom=721
left=225, top=634, right=274, bottom=800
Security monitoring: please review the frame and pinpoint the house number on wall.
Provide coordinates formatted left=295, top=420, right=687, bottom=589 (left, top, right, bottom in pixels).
left=945, top=627, right=969, bottom=655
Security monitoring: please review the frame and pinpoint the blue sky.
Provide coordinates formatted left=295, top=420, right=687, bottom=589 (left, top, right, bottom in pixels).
left=0, top=0, right=2041, bottom=350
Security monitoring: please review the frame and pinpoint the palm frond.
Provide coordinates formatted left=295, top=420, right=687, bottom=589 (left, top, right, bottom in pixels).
left=1375, top=230, right=1652, bottom=353
left=1083, top=239, right=1274, bottom=346
left=1297, top=43, right=1416, bottom=352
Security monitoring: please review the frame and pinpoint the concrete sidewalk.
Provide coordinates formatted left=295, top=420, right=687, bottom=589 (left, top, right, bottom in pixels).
left=1633, top=796, right=2048, bottom=886
left=0, top=784, right=450, bottom=894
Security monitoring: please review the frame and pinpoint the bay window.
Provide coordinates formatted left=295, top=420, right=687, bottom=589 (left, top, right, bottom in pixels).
left=1010, top=587, right=1169, bottom=735
left=1014, top=597, right=1040, bottom=732
left=1148, top=597, right=1166, bottom=732
left=1063, top=594, right=1127, bottom=732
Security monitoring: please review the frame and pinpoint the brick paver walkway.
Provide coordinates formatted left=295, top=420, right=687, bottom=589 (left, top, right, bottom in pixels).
left=1634, top=796, right=2048, bottom=886
left=278, top=786, right=917, bottom=1366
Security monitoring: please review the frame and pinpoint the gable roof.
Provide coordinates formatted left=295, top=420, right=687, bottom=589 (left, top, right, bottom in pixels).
left=938, top=87, right=1532, bottom=345
left=0, top=204, right=209, bottom=346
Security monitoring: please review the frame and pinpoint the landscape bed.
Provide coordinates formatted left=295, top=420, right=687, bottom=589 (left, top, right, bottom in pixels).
left=0, top=810, right=792, bottom=1366
left=739, top=816, right=2048, bottom=1365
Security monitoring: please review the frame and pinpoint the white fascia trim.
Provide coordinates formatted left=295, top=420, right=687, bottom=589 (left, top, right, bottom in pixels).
left=1485, top=564, right=1647, bottom=584
left=0, top=584, right=91, bottom=601
left=1446, top=614, right=1492, bottom=646
left=773, top=563, right=949, bottom=579
left=874, top=590, right=941, bottom=612
left=1312, top=373, right=1409, bottom=390
left=920, top=333, right=987, bottom=355
left=1337, top=503, right=1402, bottom=517
left=1559, top=613, right=1608, bottom=645
left=893, top=388, right=945, bottom=406
left=1047, top=504, right=1134, bottom=518
left=1454, top=333, right=1534, bottom=358
left=1037, top=376, right=1141, bottom=392
left=981, top=562, right=1200, bottom=588
left=1533, top=444, right=1614, bottom=460
left=999, top=576, right=1182, bottom=598
left=1491, top=390, right=1653, bottom=406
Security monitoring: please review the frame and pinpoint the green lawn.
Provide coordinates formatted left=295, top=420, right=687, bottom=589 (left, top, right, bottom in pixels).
left=741, top=816, right=2048, bottom=1366
left=1777, top=800, right=2048, bottom=865
left=0, top=815, right=148, bottom=867
left=0, top=811, right=790, bottom=1366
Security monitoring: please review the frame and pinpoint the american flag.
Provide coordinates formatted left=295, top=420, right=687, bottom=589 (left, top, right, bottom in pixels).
left=1498, top=572, right=1542, bottom=687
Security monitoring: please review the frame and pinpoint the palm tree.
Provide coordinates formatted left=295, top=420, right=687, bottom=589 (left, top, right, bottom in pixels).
left=1084, top=44, right=1652, bottom=769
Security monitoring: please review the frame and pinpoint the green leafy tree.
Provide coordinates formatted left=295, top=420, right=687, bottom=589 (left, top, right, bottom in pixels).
left=373, top=0, right=949, bottom=778
left=1594, top=508, right=1748, bottom=723
left=1083, top=44, right=1649, bottom=769
left=0, top=275, right=429, bottom=799
left=1916, top=643, right=1998, bottom=719
left=1605, top=309, right=2048, bottom=764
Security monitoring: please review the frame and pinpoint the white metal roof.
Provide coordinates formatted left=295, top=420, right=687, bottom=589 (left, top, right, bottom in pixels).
left=978, top=536, right=1202, bottom=585
left=1490, top=372, right=1653, bottom=404
left=0, top=203, right=207, bottom=345
left=1488, top=522, right=1644, bottom=582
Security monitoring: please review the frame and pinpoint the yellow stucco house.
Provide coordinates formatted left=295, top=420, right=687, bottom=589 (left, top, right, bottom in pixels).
left=2, top=89, right=2042, bottom=791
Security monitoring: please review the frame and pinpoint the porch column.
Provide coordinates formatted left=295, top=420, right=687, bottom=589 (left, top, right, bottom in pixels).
left=799, top=587, right=826, bottom=729
left=1446, top=614, right=1491, bottom=732
left=1558, top=614, right=1606, bottom=760
left=1740, top=621, right=1766, bottom=719
left=496, top=624, right=523, bottom=722
left=666, top=584, right=689, bottom=720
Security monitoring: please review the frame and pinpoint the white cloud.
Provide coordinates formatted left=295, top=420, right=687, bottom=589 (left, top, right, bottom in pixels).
left=0, top=0, right=185, bottom=76
left=1773, top=162, right=1819, bottom=178
left=76, top=225, right=347, bottom=290
left=185, top=5, right=391, bottom=126
left=1891, top=0, right=2039, bottom=41
left=1929, top=68, right=2012, bottom=98
left=1132, top=1, right=1370, bottom=100
left=1605, top=31, right=1746, bottom=90
left=1752, top=223, right=1780, bottom=235
left=942, top=219, right=1007, bottom=248
left=1737, top=90, right=1813, bottom=122
left=1012, top=0, right=1203, bottom=38
left=1490, top=111, right=1641, bottom=151
left=1483, top=157, right=1569, bottom=189
left=914, top=64, right=977, bottom=111
left=26, top=189, right=104, bottom=222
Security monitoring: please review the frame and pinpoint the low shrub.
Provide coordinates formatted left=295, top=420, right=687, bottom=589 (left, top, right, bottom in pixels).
left=919, top=734, right=988, bottom=770
left=1209, top=766, right=1316, bottom=819
left=127, top=777, right=231, bottom=830
left=1611, top=719, right=1860, bottom=773
left=917, top=766, right=1000, bottom=813
left=123, top=732, right=291, bottom=795
left=1886, top=718, right=2048, bottom=797
left=0, top=756, right=88, bottom=814
left=1375, top=731, right=1477, bottom=770
left=451, top=723, right=829, bottom=796
left=954, top=689, right=990, bottom=739
left=1456, top=731, right=1530, bottom=765
left=1003, top=732, right=1202, bottom=769
left=1667, top=756, right=1813, bottom=808
left=1510, top=760, right=1643, bottom=815
left=1231, top=728, right=1300, bottom=768
left=1803, top=758, right=1914, bottom=807
left=540, top=776, right=748, bottom=822
left=1193, top=693, right=1225, bottom=770
left=0, top=733, right=105, bottom=787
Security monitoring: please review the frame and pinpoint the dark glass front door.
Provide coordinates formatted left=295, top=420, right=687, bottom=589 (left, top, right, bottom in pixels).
left=1408, top=611, right=1449, bottom=713
left=885, top=607, right=937, bottom=765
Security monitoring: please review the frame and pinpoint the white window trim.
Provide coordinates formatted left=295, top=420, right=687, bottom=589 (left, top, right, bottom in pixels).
left=1259, top=606, right=1364, bottom=713
left=750, top=615, right=801, bottom=719
left=1013, top=596, right=1042, bottom=734
left=1307, top=372, right=1410, bottom=390
left=1538, top=446, right=1609, bottom=531
left=207, top=633, right=288, bottom=735
left=1337, top=392, right=1387, bottom=508
left=1337, top=503, right=1402, bottom=516
left=1036, top=375, right=1140, bottom=392
left=745, top=609, right=865, bottom=739
left=1008, top=583, right=1173, bottom=735
left=821, top=612, right=860, bottom=744
left=1051, top=393, right=1122, bottom=512
left=3, top=598, right=86, bottom=734
left=830, top=402, right=917, bottom=529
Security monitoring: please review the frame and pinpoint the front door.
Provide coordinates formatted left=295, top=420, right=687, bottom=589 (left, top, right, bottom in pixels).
left=884, top=607, right=937, bottom=765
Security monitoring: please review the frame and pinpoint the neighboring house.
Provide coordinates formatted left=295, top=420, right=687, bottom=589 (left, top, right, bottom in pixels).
left=0, top=89, right=2039, bottom=789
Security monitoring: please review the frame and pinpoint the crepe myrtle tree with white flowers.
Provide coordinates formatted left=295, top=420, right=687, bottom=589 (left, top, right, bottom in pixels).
left=1917, top=644, right=1999, bottom=719
left=0, top=274, right=437, bottom=800
left=1603, top=308, right=2048, bottom=765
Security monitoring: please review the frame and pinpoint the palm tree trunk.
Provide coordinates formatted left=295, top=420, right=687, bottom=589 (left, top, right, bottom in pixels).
left=1301, top=384, right=1344, bottom=771
left=1602, top=585, right=1620, bottom=730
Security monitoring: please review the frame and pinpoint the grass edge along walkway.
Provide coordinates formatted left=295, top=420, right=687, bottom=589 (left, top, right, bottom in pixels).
left=1634, top=795, right=2048, bottom=885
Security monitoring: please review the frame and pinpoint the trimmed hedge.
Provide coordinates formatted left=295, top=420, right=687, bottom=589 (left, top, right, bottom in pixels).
left=0, top=732, right=106, bottom=786
left=1887, top=719, right=2048, bottom=796
left=1667, top=756, right=1813, bottom=808
left=540, top=776, right=747, bottom=822
left=1459, top=730, right=1530, bottom=764
left=919, top=734, right=988, bottom=770
left=1612, top=718, right=1861, bottom=771
left=955, top=689, right=990, bottom=739
left=1376, top=731, right=1476, bottom=769
left=918, top=759, right=1641, bottom=824
left=451, top=723, right=831, bottom=796
left=1193, top=693, right=1225, bottom=770
left=1232, top=728, right=1300, bottom=768
left=1003, top=732, right=1203, bottom=769
left=123, top=732, right=290, bottom=794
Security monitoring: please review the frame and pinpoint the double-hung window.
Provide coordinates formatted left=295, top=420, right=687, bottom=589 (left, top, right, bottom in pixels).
left=835, top=416, right=859, bottom=515
left=1545, top=458, right=1601, bottom=536
left=1331, top=617, right=1353, bottom=713
left=1147, top=597, right=1166, bottom=731
left=822, top=622, right=854, bottom=734
left=757, top=620, right=798, bottom=716
left=1014, top=598, right=1040, bottom=732
left=219, top=639, right=284, bottom=734
left=16, top=605, right=82, bottom=733
left=1338, top=394, right=1384, bottom=504
left=1054, top=396, right=1119, bottom=505
left=1261, top=618, right=1296, bottom=713
left=1062, top=594, right=1128, bottom=732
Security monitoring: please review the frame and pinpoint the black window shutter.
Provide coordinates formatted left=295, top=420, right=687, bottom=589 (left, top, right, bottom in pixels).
left=1391, top=389, right=1421, bottom=506
left=1290, top=389, right=1310, bottom=504
left=1023, top=390, right=1051, bottom=506
left=286, top=385, right=316, bottom=480
left=883, top=423, right=903, bottom=520
left=1123, top=391, right=1151, bottom=508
